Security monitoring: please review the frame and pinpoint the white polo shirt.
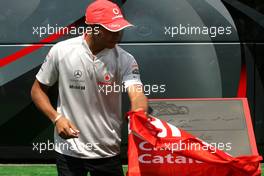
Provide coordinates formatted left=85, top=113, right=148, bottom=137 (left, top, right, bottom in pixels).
left=36, top=35, right=142, bottom=159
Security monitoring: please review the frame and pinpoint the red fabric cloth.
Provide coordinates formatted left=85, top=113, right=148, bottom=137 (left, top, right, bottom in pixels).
left=127, top=111, right=262, bottom=176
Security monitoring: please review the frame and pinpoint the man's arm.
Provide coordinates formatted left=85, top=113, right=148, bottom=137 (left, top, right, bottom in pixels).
left=31, top=80, right=79, bottom=139
left=127, top=84, right=148, bottom=112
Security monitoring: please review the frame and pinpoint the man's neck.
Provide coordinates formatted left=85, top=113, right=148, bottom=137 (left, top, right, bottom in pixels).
left=84, top=34, right=104, bottom=56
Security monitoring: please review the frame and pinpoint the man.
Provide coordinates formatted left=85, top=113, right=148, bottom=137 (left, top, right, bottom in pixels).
left=31, top=0, right=148, bottom=176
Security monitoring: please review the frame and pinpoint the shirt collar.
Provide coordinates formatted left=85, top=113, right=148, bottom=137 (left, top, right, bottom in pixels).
left=81, top=34, right=112, bottom=59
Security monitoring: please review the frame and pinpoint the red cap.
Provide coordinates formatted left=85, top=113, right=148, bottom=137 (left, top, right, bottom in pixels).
left=85, top=0, right=133, bottom=32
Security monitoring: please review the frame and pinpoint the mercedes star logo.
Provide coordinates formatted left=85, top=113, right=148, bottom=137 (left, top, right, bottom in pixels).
left=74, top=70, right=82, bottom=78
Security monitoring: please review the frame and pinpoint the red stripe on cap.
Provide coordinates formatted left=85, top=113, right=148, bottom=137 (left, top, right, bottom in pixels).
left=237, top=64, right=247, bottom=97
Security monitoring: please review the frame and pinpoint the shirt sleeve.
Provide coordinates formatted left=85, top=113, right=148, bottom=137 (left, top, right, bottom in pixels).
left=36, top=46, right=59, bottom=86
left=122, top=55, right=143, bottom=89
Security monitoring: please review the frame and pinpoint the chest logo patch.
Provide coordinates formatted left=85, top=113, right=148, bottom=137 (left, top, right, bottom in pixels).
left=74, top=70, right=83, bottom=79
left=104, top=73, right=111, bottom=82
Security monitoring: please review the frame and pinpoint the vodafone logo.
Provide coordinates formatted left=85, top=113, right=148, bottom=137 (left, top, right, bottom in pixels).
left=104, top=73, right=111, bottom=81
left=112, top=8, right=123, bottom=20
left=113, top=8, right=119, bottom=15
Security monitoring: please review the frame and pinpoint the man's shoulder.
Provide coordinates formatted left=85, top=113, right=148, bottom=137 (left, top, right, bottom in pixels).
left=115, top=45, right=135, bottom=60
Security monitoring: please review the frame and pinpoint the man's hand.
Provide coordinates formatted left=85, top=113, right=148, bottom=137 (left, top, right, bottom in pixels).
left=55, top=117, right=80, bottom=139
left=31, top=80, right=80, bottom=139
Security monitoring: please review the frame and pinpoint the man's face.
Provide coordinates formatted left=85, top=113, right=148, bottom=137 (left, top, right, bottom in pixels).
left=94, top=26, right=122, bottom=49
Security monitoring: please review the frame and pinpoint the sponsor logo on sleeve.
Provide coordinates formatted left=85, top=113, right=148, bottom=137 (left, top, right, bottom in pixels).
left=132, top=68, right=140, bottom=74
